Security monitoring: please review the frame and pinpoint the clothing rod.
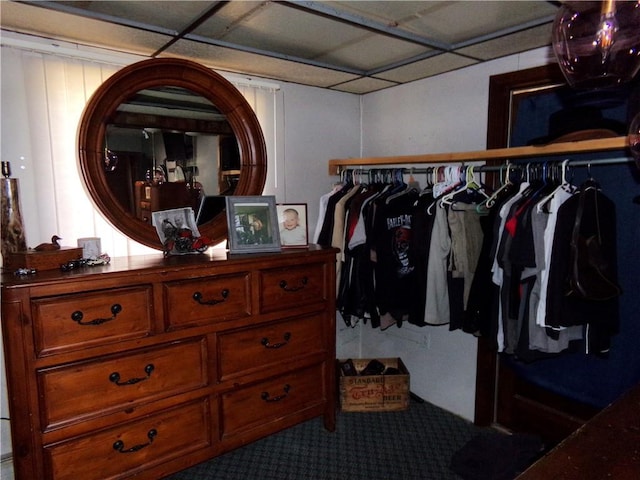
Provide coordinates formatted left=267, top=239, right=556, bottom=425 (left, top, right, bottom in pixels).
left=335, top=156, right=634, bottom=175
left=551, top=157, right=634, bottom=168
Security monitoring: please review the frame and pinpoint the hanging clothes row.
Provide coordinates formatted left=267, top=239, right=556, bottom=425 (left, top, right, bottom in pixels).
left=481, top=162, right=621, bottom=361
left=316, top=165, right=491, bottom=330
left=316, top=160, right=623, bottom=360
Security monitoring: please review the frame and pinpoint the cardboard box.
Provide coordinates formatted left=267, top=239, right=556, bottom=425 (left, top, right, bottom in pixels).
left=338, top=357, right=410, bottom=412
left=3, top=247, right=83, bottom=272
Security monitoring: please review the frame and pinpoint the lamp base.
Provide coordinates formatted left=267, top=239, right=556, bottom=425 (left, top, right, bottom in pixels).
left=1, top=178, right=27, bottom=259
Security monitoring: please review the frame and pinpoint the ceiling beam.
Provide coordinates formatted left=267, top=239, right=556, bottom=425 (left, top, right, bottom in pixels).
left=153, top=1, right=230, bottom=56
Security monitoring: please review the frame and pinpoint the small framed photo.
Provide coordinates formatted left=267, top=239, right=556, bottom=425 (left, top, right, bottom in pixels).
left=225, top=196, right=281, bottom=254
left=151, top=207, right=204, bottom=255
left=277, top=203, right=308, bottom=248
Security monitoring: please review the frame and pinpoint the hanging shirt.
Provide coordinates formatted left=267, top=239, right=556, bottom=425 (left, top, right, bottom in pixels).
left=544, top=184, right=619, bottom=356
left=491, top=182, right=529, bottom=351
left=313, top=184, right=342, bottom=244
left=535, top=186, right=574, bottom=327
left=447, top=202, right=484, bottom=308
left=526, top=194, right=583, bottom=355
left=371, top=189, right=420, bottom=328
left=423, top=202, right=451, bottom=325
left=408, top=190, right=436, bottom=326
left=464, top=182, right=517, bottom=341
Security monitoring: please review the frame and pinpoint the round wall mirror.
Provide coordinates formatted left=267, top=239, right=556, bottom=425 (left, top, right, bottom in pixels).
left=78, top=58, right=267, bottom=249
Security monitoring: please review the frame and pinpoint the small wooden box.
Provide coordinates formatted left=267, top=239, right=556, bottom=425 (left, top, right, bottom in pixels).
left=338, top=357, right=410, bottom=412
left=3, top=247, right=83, bottom=272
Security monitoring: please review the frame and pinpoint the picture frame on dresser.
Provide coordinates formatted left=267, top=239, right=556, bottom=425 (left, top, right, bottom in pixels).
left=225, top=195, right=281, bottom=253
left=276, top=203, right=308, bottom=248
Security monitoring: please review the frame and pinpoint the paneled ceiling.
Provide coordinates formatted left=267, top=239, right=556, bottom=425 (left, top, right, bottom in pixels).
left=0, top=1, right=560, bottom=94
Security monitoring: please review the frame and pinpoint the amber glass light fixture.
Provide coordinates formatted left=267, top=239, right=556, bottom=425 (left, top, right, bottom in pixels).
left=552, top=1, right=640, bottom=89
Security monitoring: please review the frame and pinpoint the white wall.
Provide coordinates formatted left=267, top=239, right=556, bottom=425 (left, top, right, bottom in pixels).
left=362, top=48, right=557, bottom=157
left=279, top=82, right=361, bottom=239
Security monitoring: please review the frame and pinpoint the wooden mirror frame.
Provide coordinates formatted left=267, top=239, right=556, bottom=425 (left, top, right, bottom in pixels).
left=78, top=57, right=267, bottom=250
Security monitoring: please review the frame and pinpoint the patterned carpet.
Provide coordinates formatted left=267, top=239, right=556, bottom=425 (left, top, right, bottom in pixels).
left=164, top=400, right=483, bottom=480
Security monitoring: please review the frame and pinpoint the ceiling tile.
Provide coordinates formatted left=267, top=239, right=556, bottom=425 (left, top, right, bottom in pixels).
left=187, top=1, right=265, bottom=37
left=399, top=1, right=557, bottom=45
left=454, top=24, right=553, bottom=61
left=56, top=0, right=214, bottom=32
left=374, top=53, right=477, bottom=84
left=316, top=34, right=429, bottom=72
left=194, top=1, right=372, bottom=68
left=0, top=0, right=559, bottom=94
left=0, top=1, right=171, bottom=56
left=325, top=0, right=452, bottom=24
left=162, top=39, right=360, bottom=88
left=331, top=76, right=399, bottom=95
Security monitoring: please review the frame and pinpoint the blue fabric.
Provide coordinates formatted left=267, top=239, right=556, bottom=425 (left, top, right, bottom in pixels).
left=505, top=84, right=640, bottom=408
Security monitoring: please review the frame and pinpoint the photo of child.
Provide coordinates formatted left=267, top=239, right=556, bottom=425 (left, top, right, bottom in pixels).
left=277, top=204, right=308, bottom=247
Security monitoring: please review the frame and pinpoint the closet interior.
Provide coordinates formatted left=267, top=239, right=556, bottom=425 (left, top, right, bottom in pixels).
left=326, top=142, right=638, bottom=444
left=324, top=63, right=639, bottom=446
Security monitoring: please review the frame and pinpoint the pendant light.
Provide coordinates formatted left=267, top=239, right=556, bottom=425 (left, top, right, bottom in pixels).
left=552, top=1, right=640, bottom=89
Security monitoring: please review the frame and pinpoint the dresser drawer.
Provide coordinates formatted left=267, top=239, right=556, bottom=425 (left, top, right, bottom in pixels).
left=39, top=338, right=207, bottom=429
left=44, top=397, right=211, bottom=480
left=217, top=313, right=325, bottom=381
left=164, top=272, right=251, bottom=328
left=259, top=262, right=327, bottom=314
left=220, top=363, right=325, bottom=438
left=32, top=286, right=153, bottom=356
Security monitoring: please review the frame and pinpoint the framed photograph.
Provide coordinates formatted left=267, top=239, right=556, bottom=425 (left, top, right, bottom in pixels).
left=225, top=196, right=281, bottom=253
left=151, top=207, right=205, bottom=255
left=276, top=203, right=308, bottom=247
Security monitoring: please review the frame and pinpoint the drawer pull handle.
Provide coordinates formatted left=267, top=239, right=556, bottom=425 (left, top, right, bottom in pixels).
left=109, top=364, right=155, bottom=386
left=192, top=289, right=229, bottom=305
left=278, top=276, right=308, bottom=292
left=261, top=332, right=291, bottom=349
left=261, top=384, right=291, bottom=403
left=71, top=303, right=122, bottom=326
left=113, top=429, right=157, bottom=453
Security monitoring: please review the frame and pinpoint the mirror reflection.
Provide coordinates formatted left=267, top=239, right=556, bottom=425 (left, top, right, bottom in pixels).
left=78, top=57, right=268, bottom=250
left=103, top=86, right=240, bottom=225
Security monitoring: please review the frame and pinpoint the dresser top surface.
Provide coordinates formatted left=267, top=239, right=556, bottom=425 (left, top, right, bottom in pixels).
left=1, top=245, right=338, bottom=289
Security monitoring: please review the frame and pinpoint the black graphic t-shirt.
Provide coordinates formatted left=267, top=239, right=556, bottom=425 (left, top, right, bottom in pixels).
left=371, top=189, right=420, bottom=325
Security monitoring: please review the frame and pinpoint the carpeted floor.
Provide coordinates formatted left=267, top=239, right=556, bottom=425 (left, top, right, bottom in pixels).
left=164, top=400, right=485, bottom=480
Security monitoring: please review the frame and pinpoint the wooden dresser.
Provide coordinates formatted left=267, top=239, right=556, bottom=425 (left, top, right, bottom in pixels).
left=1, top=246, right=338, bottom=479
